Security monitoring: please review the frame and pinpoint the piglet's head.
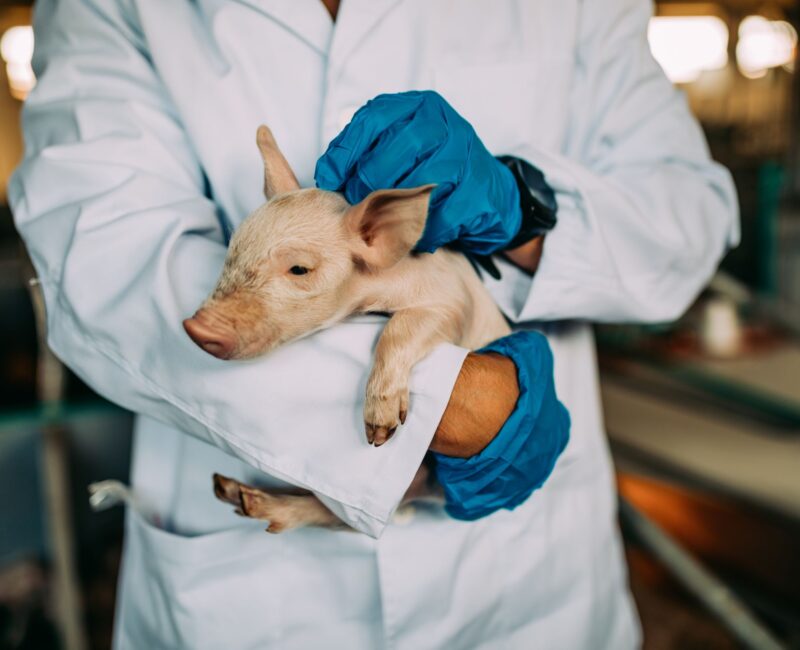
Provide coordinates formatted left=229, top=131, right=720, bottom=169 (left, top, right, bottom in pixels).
left=183, top=125, right=434, bottom=360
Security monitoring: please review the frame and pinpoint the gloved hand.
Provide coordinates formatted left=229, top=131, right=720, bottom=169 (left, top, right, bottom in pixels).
left=432, top=331, right=570, bottom=521
left=315, top=90, right=522, bottom=256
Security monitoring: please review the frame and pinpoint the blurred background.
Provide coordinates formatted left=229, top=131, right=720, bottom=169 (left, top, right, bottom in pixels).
left=0, top=1, right=799, bottom=649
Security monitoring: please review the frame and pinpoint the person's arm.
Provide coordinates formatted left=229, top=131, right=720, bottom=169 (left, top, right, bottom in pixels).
left=503, top=236, right=545, bottom=275
left=431, top=352, right=519, bottom=457
left=484, top=0, right=739, bottom=323
left=10, top=0, right=469, bottom=538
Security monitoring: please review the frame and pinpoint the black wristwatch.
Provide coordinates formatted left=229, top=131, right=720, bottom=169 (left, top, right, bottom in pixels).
left=471, top=156, right=558, bottom=279
left=497, top=155, right=557, bottom=248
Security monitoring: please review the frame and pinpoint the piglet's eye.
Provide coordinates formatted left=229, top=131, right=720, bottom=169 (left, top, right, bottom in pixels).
left=289, top=265, right=310, bottom=276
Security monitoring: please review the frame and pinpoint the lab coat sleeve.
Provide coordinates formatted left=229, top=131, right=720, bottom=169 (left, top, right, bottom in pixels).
left=483, top=0, right=739, bottom=323
left=9, top=0, right=467, bottom=537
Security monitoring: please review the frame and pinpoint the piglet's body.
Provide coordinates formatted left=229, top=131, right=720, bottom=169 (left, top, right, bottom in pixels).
left=184, top=126, right=510, bottom=532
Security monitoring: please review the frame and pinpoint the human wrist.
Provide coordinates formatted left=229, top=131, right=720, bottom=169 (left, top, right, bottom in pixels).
left=496, top=156, right=557, bottom=249
left=503, top=234, right=545, bottom=274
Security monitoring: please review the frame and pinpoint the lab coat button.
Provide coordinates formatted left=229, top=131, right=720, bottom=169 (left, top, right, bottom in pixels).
left=392, top=505, right=416, bottom=525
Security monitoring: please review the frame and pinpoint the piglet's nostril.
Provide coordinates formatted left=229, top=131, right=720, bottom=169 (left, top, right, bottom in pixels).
left=183, top=316, right=235, bottom=360
left=200, top=339, right=229, bottom=357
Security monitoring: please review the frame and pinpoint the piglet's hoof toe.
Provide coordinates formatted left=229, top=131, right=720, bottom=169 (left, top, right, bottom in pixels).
left=266, top=521, right=286, bottom=534
left=365, top=423, right=376, bottom=445
left=213, top=473, right=242, bottom=506
left=371, top=425, right=397, bottom=447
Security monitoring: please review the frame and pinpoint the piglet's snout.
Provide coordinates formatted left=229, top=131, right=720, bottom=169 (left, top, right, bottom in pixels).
left=183, top=310, right=236, bottom=360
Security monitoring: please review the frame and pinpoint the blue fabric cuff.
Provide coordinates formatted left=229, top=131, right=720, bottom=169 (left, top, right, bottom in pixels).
left=432, top=331, right=571, bottom=521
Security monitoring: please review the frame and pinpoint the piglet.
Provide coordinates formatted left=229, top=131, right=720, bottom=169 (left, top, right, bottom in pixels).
left=184, top=126, right=510, bottom=532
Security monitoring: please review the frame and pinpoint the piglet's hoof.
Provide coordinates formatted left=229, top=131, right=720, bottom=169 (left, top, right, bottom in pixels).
left=212, top=474, right=288, bottom=532
left=213, top=473, right=243, bottom=506
left=365, top=422, right=397, bottom=447
left=363, top=387, right=409, bottom=446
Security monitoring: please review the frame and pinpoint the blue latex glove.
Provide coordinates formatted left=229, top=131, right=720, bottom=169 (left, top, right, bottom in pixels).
left=315, top=91, right=522, bottom=255
left=433, top=331, right=571, bottom=521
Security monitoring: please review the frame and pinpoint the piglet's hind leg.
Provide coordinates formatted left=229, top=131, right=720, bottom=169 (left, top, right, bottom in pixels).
left=213, top=473, right=345, bottom=533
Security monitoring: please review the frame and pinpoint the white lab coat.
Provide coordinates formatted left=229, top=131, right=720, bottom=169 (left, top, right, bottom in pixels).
left=10, top=0, right=738, bottom=648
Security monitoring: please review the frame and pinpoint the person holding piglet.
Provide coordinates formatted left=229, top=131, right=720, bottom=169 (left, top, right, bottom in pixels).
left=11, top=0, right=737, bottom=648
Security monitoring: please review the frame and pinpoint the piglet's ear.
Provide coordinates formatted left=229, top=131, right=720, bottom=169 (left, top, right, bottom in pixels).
left=256, top=125, right=301, bottom=199
left=345, top=185, right=435, bottom=269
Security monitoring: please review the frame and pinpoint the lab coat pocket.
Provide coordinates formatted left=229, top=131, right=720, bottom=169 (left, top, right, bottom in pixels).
left=433, top=59, right=571, bottom=156
left=116, top=507, right=285, bottom=650
left=116, top=506, right=382, bottom=650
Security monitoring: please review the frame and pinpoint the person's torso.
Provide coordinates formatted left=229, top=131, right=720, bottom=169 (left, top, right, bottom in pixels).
left=114, top=2, right=639, bottom=648
left=135, top=0, right=578, bottom=231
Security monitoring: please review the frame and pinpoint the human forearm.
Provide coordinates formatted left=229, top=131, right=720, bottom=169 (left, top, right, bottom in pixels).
left=430, top=352, right=519, bottom=458
left=432, top=331, right=571, bottom=521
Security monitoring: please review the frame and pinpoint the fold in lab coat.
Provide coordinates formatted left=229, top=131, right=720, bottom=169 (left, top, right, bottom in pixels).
left=10, top=0, right=737, bottom=647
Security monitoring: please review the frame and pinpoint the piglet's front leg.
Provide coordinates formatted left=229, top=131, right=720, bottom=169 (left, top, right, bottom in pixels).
left=364, top=308, right=461, bottom=446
